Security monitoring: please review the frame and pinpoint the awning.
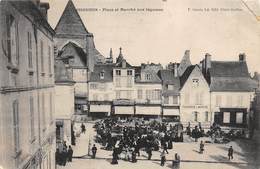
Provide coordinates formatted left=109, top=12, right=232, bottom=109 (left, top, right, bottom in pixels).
left=114, top=106, right=134, bottom=115
left=163, top=108, right=180, bottom=116
left=75, top=99, right=87, bottom=105
left=90, top=105, right=111, bottom=113
left=135, top=106, right=161, bottom=115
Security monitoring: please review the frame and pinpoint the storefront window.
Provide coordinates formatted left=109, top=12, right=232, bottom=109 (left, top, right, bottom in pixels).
left=223, top=112, right=230, bottom=123
left=236, top=112, right=243, bottom=124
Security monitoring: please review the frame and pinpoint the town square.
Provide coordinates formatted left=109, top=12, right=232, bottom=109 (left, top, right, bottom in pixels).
left=0, top=0, right=260, bottom=169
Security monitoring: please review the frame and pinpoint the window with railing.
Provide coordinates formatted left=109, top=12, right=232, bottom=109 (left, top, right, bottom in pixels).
left=28, top=32, right=33, bottom=68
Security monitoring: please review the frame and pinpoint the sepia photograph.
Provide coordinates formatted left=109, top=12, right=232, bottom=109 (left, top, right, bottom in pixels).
left=0, top=0, right=260, bottom=169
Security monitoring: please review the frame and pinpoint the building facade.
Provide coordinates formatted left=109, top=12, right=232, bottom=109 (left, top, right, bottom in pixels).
left=202, top=54, right=254, bottom=128
left=0, top=1, right=55, bottom=169
left=54, top=60, right=75, bottom=146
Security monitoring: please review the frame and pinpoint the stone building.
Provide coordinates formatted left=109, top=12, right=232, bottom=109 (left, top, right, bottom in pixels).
left=202, top=53, right=254, bottom=128
left=54, top=0, right=104, bottom=115
left=158, top=64, right=180, bottom=121
left=54, top=60, right=75, bottom=146
left=134, top=63, right=162, bottom=118
left=0, top=1, right=56, bottom=169
left=179, top=65, right=211, bottom=127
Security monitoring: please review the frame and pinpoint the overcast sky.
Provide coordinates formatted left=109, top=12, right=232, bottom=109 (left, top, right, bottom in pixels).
left=43, top=0, right=260, bottom=74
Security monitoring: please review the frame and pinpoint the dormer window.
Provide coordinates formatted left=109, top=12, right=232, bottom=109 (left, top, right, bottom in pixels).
left=116, top=70, right=121, bottom=76
left=100, top=71, right=105, bottom=79
left=192, top=79, right=199, bottom=87
left=145, top=73, right=152, bottom=80
left=127, top=70, right=132, bottom=76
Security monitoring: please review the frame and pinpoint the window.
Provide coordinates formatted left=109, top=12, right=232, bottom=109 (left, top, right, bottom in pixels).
left=237, top=95, right=243, bottom=107
left=127, top=70, right=132, bottom=76
left=164, top=96, right=169, bottom=104
left=205, top=111, right=209, bottom=122
left=145, top=74, right=152, bottom=80
left=115, top=77, right=121, bottom=87
left=42, top=93, right=46, bottom=130
left=48, top=46, right=51, bottom=74
left=6, top=15, right=19, bottom=65
left=13, top=100, right=20, bottom=153
left=236, top=112, right=243, bottom=124
left=127, top=77, right=132, bottom=87
left=90, top=83, right=98, bottom=89
left=100, top=71, right=104, bottom=79
left=223, top=112, right=230, bottom=123
left=49, top=93, right=53, bottom=123
left=28, top=32, right=32, bottom=68
left=116, top=91, right=120, bottom=99
left=116, top=70, right=121, bottom=76
left=40, top=40, right=44, bottom=72
left=192, top=79, right=199, bottom=87
left=226, top=95, right=232, bottom=107
left=93, top=94, right=98, bottom=101
left=146, top=90, right=152, bottom=100
left=168, top=85, right=174, bottom=90
left=127, top=91, right=132, bottom=99
left=29, top=97, right=35, bottom=142
left=216, top=95, right=222, bottom=106
left=137, top=89, right=142, bottom=99
left=172, top=96, right=178, bottom=104
left=194, top=112, right=198, bottom=122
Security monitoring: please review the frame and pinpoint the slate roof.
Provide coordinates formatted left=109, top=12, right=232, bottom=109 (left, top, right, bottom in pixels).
left=158, top=69, right=180, bottom=95
left=59, top=42, right=87, bottom=66
left=54, top=59, right=74, bottom=83
left=179, top=65, right=196, bottom=88
left=55, top=0, right=89, bottom=35
left=135, top=69, right=162, bottom=84
left=90, top=64, right=115, bottom=82
left=209, top=61, right=253, bottom=92
left=10, top=1, right=55, bottom=35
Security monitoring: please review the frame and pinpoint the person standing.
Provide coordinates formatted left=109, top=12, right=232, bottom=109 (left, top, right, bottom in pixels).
left=92, top=144, right=97, bottom=159
left=147, top=146, right=152, bottom=160
left=67, top=146, right=73, bottom=162
left=172, top=153, right=181, bottom=169
left=228, top=146, right=233, bottom=160
left=160, top=150, right=166, bottom=166
left=111, top=148, right=118, bottom=165
left=61, top=147, right=68, bottom=166
left=200, top=141, right=205, bottom=154
left=81, top=123, right=86, bottom=134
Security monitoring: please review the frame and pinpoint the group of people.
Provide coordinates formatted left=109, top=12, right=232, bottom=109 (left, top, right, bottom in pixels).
left=55, top=141, right=74, bottom=166
left=94, top=118, right=185, bottom=167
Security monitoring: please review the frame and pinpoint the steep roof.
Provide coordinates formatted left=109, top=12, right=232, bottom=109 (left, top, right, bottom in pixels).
left=90, top=64, right=115, bottom=82
left=10, top=1, right=55, bottom=35
left=59, top=42, right=87, bottom=66
left=178, top=50, right=192, bottom=76
left=209, top=61, right=253, bottom=92
left=179, top=65, right=196, bottom=88
left=55, top=0, right=88, bottom=35
left=210, top=61, right=250, bottom=77
left=158, top=70, right=179, bottom=85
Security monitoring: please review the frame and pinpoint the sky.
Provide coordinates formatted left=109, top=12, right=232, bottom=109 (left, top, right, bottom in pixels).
left=43, top=0, right=260, bottom=75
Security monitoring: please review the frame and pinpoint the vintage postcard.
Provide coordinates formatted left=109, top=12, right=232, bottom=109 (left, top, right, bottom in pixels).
left=0, top=0, right=260, bottom=169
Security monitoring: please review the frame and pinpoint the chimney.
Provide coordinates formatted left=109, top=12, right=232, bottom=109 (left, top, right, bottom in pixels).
left=39, top=2, right=50, bottom=20
left=205, top=53, right=211, bottom=71
left=174, top=62, right=178, bottom=77
left=122, top=59, right=126, bottom=68
left=239, top=53, right=246, bottom=62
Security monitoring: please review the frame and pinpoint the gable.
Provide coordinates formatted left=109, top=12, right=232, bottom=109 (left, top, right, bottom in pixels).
left=180, top=65, right=209, bottom=91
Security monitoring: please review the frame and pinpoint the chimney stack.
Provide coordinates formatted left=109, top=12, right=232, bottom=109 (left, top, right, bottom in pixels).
left=174, top=63, right=178, bottom=77
left=205, top=53, right=211, bottom=71
left=239, top=53, right=246, bottom=62
left=39, top=2, right=50, bottom=20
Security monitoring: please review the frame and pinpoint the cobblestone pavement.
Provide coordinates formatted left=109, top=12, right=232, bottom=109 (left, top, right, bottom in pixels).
left=57, top=122, right=260, bottom=169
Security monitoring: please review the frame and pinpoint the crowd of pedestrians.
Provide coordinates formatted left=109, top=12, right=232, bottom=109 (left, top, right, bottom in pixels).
left=55, top=141, right=74, bottom=166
